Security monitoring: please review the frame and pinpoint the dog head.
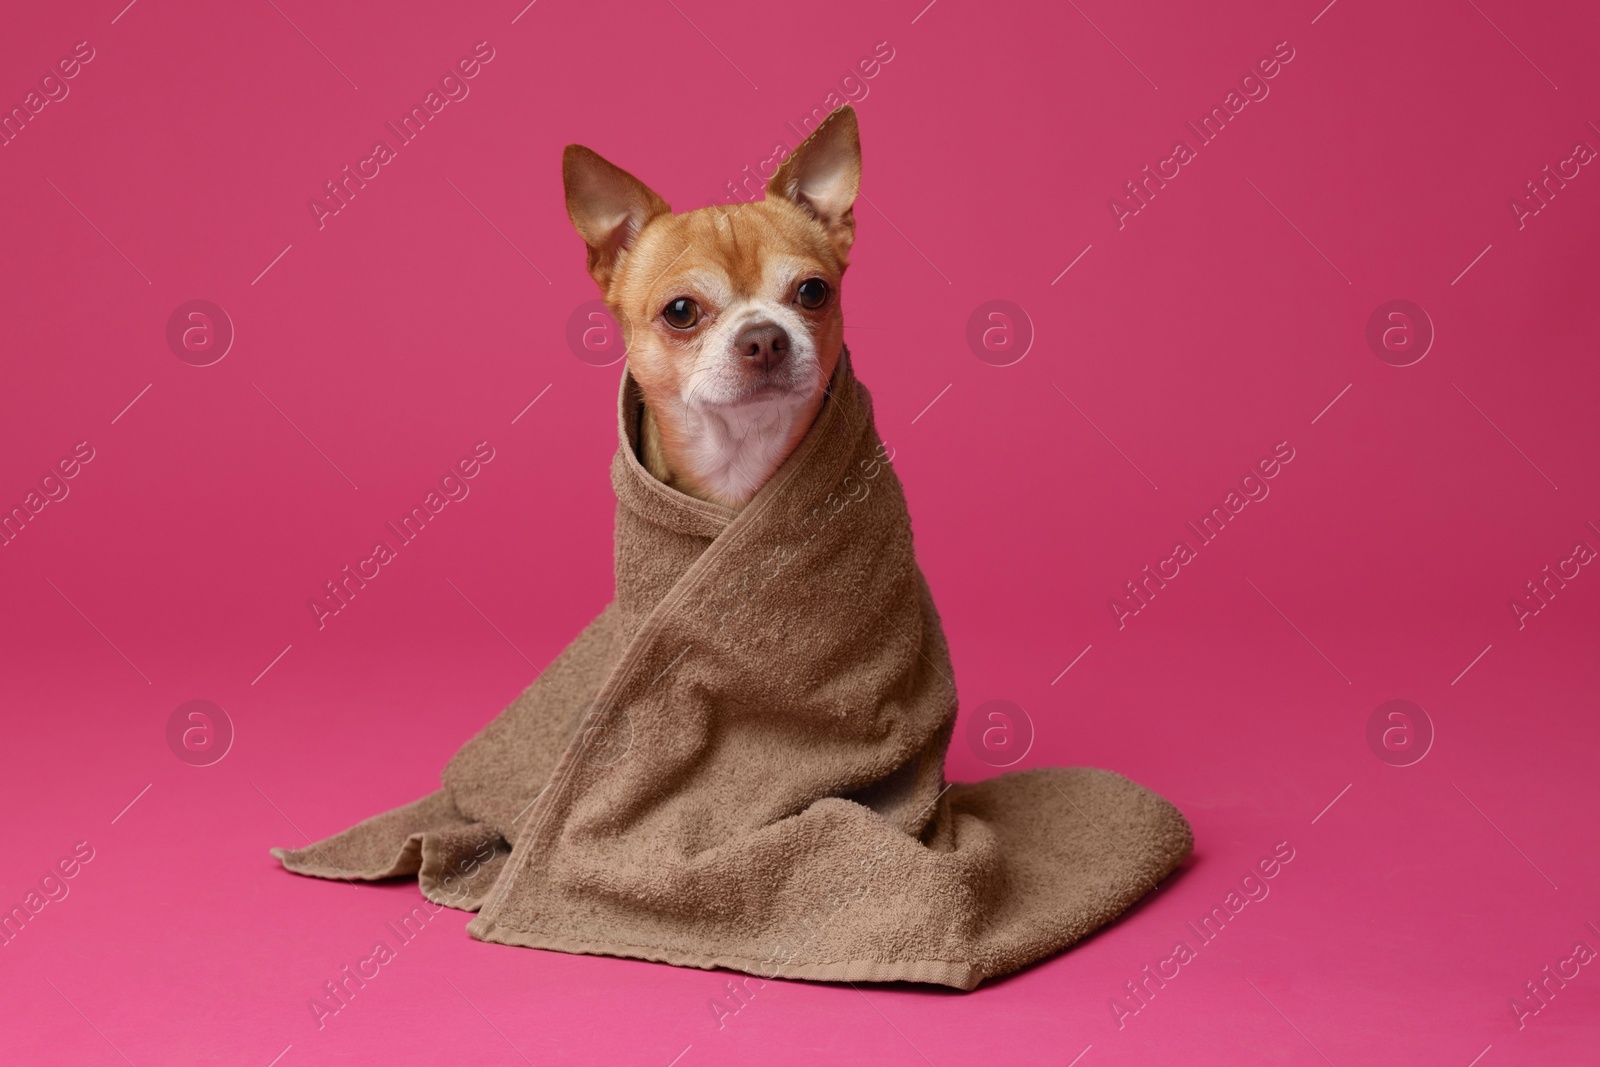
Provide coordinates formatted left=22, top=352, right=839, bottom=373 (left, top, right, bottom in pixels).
left=562, top=106, right=861, bottom=507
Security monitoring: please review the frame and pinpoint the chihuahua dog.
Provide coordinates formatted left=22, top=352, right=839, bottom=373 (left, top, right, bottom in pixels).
left=562, top=106, right=861, bottom=509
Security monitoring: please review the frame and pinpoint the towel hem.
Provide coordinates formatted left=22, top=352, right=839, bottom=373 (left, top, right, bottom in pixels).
left=466, top=917, right=985, bottom=991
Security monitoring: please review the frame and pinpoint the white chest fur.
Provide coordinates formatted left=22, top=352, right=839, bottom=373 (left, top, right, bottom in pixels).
left=678, top=393, right=811, bottom=506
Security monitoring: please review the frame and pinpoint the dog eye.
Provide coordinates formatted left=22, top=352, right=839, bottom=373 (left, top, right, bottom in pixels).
left=796, top=278, right=829, bottom=310
left=662, top=298, right=700, bottom=330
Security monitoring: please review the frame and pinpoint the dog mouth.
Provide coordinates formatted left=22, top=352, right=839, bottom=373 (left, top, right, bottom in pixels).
left=730, top=379, right=800, bottom=404
left=681, top=370, right=808, bottom=410
left=729, top=363, right=827, bottom=405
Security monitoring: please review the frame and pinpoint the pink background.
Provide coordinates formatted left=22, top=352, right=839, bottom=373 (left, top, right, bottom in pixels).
left=3, top=0, right=1598, bottom=1063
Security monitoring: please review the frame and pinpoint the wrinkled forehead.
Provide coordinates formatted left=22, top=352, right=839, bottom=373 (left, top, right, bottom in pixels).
left=620, top=203, right=836, bottom=311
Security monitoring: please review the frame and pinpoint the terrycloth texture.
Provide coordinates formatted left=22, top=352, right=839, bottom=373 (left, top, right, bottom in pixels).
left=272, top=352, right=1193, bottom=990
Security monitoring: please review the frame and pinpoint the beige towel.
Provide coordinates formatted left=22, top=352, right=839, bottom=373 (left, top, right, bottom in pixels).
left=273, top=350, right=1192, bottom=990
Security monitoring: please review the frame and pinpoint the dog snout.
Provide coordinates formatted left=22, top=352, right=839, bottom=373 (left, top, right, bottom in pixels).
left=733, top=321, right=790, bottom=371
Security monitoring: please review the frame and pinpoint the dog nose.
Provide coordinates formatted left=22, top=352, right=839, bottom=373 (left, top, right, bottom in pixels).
left=734, top=322, right=790, bottom=371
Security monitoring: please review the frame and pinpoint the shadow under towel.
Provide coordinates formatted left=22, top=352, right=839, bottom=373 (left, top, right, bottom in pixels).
left=272, top=350, right=1193, bottom=990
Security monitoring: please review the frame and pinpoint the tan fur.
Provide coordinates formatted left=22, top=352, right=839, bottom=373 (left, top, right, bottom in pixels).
left=563, top=108, right=862, bottom=508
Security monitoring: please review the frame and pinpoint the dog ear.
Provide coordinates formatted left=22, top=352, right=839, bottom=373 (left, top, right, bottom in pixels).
left=767, top=105, right=861, bottom=259
left=563, top=145, right=672, bottom=291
